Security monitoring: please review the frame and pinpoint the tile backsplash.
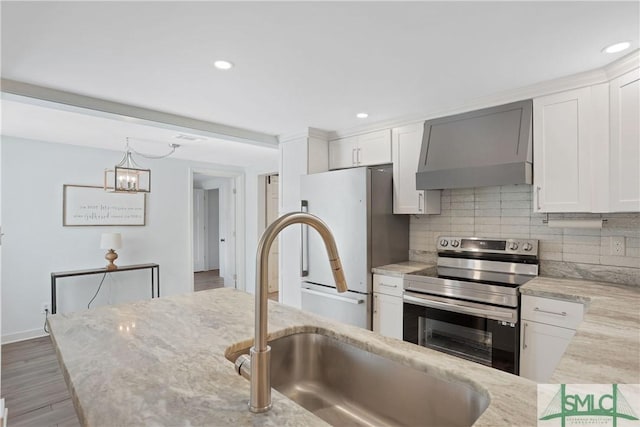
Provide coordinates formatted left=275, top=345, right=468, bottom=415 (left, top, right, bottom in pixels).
left=409, top=185, right=640, bottom=286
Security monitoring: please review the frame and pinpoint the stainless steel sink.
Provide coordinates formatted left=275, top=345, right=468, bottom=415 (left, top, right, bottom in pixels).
left=227, top=332, right=489, bottom=426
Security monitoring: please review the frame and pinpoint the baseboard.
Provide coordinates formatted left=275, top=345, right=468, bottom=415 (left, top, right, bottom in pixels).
left=2, top=328, right=47, bottom=344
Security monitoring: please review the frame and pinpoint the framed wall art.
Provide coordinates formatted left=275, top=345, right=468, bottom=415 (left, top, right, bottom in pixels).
left=63, top=185, right=146, bottom=226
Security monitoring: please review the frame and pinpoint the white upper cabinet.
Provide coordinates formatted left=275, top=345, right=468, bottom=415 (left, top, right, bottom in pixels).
left=609, top=68, right=640, bottom=212
left=328, top=136, right=358, bottom=170
left=391, top=124, right=441, bottom=214
left=533, top=84, right=609, bottom=213
left=329, top=129, right=391, bottom=169
left=357, top=129, right=392, bottom=166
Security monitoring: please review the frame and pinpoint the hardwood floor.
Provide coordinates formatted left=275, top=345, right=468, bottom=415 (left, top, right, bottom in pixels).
left=194, top=269, right=224, bottom=292
left=1, top=336, right=80, bottom=427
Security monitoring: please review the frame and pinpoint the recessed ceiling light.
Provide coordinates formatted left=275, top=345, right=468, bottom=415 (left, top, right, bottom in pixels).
left=602, top=41, right=631, bottom=54
left=356, top=112, right=369, bottom=119
left=213, top=60, right=234, bottom=70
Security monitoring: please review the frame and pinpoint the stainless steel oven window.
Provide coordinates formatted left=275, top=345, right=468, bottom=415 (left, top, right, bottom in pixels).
left=418, top=317, right=493, bottom=367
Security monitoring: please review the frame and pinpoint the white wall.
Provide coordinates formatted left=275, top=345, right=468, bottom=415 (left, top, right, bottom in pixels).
left=1, top=136, right=275, bottom=343
left=207, top=189, right=220, bottom=270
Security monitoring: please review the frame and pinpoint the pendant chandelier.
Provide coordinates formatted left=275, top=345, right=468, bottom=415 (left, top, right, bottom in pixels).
left=104, top=138, right=179, bottom=193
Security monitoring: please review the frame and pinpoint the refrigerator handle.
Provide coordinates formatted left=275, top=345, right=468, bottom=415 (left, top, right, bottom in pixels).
left=300, top=200, right=309, bottom=277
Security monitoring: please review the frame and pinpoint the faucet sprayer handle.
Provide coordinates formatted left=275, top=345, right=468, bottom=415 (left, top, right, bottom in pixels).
left=330, top=258, right=348, bottom=293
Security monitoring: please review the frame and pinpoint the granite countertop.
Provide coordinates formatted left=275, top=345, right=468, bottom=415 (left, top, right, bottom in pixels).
left=520, top=276, right=640, bottom=384
left=48, top=276, right=640, bottom=427
left=48, top=288, right=537, bottom=427
left=371, top=261, right=434, bottom=277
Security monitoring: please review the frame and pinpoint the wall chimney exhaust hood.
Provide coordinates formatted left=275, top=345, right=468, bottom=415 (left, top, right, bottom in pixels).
left=416, top=100, right=532, bottom=190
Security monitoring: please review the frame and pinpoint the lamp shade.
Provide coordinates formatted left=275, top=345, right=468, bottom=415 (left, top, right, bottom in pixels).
left=100, top=233, right=122, bottom=250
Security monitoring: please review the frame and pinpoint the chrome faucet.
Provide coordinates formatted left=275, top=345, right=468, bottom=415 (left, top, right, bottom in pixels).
left=235, top=212, right=348, bottom=413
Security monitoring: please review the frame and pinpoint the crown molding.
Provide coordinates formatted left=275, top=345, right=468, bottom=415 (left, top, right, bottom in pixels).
left=329, top=52, right=638, bottom=140
left=278, top=127, right=330, bottom=144
left=1, top=79, right=279, bottom=148
left=604, top=49, right=640, bottom=79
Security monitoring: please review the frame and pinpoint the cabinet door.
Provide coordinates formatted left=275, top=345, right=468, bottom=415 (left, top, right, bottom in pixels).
left=533, top=87, right=592, bottom=212
left=610, top=68, right=640, bottom=212
left=329, top=136, right=357, bottom=170
left=373, top=293, right=403, bottom=340
left=392, top=124, right=441, bottom=214
left=357, top=129, right=392, bottom=166
left=519, top=320, right=575, bottom=383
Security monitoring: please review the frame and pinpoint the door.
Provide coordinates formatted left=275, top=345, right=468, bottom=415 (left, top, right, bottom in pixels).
left=301, top=168, right=368, bottom=293
left=520, top=320, right=575, bottom=382
left=207, top=189, right=220, bottom=270
left=393, top=124, right=424, bottom=214
left=357, top=129, right=392, bottom=166
left=610, top=68, right=640, bottom=212
left=266, top=175, right=279, bottom=294
left=533, top=87, right=592, bottom=212
left=403, top=297, right=519, bottom=374
left=193, top=189, right=206, bottom=272
left=329, top=136, right=357, bottom=169
left=373, top=293, right=403, bottom=339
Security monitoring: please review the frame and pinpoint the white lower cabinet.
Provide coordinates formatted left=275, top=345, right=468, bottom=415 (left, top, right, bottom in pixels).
left=372, top=274, right=403, bottom=340
left=519, top=295, right=584, bottom=382
left=520, top=320, right=575, bottom=382
left=373, top=293, right=403, bottom=340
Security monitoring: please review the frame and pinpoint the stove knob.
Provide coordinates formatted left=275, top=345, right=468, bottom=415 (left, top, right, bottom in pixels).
left=509, top=242, right=519, bottom=251
left=440, top=239, right=449, bottom=247
left=523, top=242, right=533, bottom=252
left=451, top=240, right=460, bottom=248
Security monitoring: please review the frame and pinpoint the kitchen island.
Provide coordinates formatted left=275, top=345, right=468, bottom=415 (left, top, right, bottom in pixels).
left=48, top=288, right=538, bottom=426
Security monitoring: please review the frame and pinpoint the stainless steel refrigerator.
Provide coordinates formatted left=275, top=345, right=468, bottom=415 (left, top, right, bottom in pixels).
left=299, top=165, right=409, bottom=329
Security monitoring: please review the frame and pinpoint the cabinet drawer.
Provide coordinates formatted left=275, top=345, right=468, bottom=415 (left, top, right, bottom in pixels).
left=373, top=274, right=403, bottom=297
left=521, top=295, right=584, bottom=329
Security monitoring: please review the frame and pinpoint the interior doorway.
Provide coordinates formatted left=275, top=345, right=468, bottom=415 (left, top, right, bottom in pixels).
left=192, top=172, right=237, bottom=292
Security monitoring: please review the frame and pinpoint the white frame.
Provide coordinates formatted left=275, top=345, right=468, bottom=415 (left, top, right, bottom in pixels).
left=63, top=184, right=146, bottom=226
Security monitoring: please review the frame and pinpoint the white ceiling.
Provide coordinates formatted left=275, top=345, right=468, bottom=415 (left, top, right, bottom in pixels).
left=1, top=1, right=639, bottom=149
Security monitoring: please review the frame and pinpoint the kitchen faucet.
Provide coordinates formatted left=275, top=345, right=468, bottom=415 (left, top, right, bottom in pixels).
left=235, top=211, right=348, bottom=413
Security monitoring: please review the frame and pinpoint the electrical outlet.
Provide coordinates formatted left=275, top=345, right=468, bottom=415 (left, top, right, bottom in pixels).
left=41, top=302, right=50, bottom=315
left=611, top=236, right=626, bottom=256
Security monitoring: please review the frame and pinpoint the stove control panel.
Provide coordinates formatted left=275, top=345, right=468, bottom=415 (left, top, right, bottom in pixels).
left=437, top=236, right=538, bottom=257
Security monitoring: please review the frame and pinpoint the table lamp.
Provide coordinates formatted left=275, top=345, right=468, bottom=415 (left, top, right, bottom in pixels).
left=100, top=233, right=122, bottom=270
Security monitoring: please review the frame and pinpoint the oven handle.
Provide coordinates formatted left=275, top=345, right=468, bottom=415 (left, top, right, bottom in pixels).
left=403, top=294, right=516, bottom=322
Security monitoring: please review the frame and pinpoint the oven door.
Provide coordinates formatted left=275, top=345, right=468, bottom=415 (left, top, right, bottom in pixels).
left=403, top=291, right=520, bottom=374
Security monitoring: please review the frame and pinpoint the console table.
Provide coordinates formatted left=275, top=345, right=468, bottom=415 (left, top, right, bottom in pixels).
left=50, top=263, right=160, bottom=314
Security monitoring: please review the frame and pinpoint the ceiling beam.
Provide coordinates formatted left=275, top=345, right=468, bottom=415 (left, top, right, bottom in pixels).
left=1, top=79, right=279, bottom=148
